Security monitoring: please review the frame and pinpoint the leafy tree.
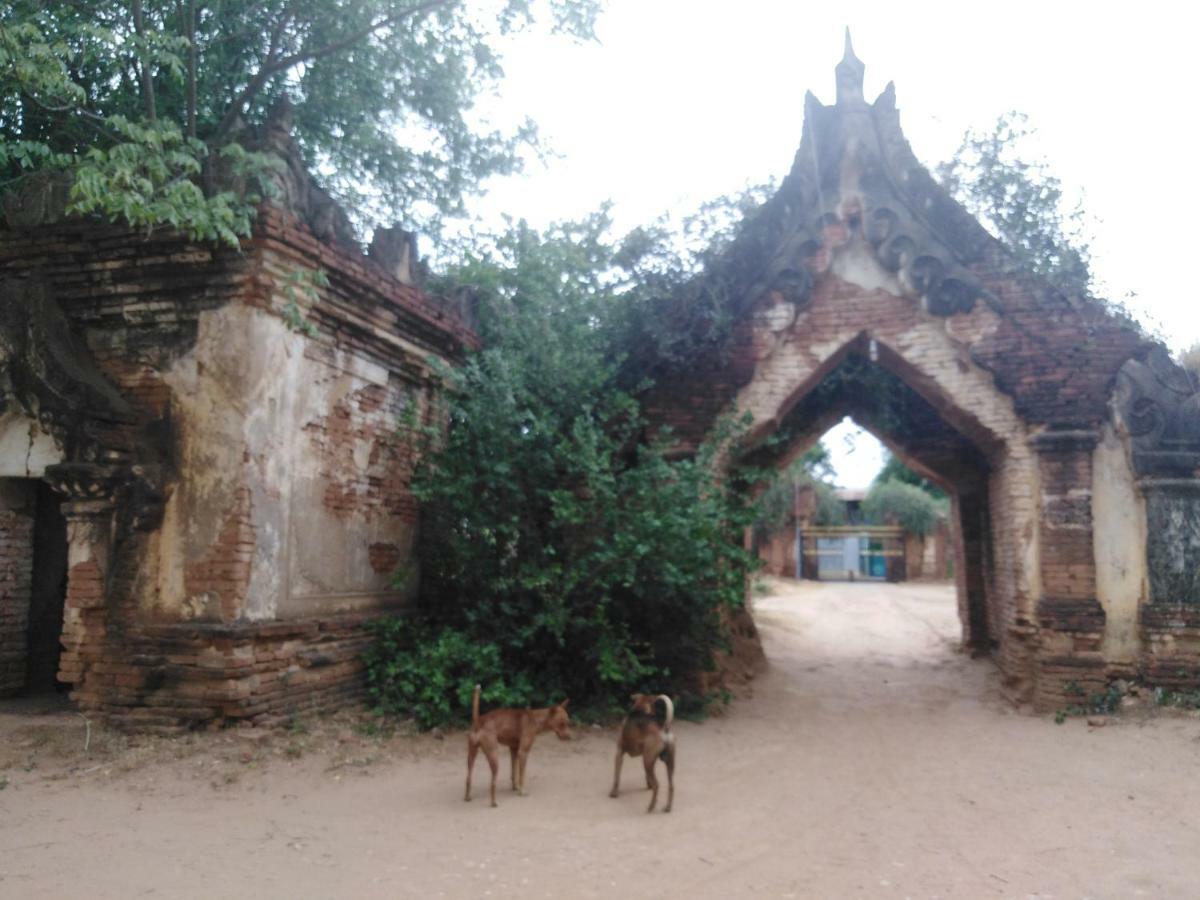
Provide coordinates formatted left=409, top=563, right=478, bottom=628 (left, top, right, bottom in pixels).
left=614, top=181, right=777, bottom=373
left=0, top=0, right=598, bottom=243
left=799, top=442, right=835, bottom=482
left=364, top=212, right=760, bottom=725
left=752, top=442, right=842, bottom=539
left=873, top=451, right=945, bottom=500
left=862, top=479, right=944, bottom=536
left=937, top=112, right=1093, bottom=299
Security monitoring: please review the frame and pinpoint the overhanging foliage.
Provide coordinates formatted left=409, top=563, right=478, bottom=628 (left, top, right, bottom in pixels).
left=0, top=0, right=598, bottom=242
left=365, top=212, right=762, bottom=724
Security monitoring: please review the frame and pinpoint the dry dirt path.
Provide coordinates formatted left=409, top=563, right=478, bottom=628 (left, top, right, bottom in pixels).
left=3, top=579, right=1200, bottom=899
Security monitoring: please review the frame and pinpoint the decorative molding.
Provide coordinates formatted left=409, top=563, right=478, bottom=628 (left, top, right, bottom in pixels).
left=1036, top=596, right=1106, bottom=633
left=1142, top=485, right=1200, bottom=606
left=0, top=277, right=135, bottom=463
left=722, top=66, right=994, bottom=332
left=1029, top=429, right=1101, bottom=453
left=1114, top=347, right=1200, bottom=477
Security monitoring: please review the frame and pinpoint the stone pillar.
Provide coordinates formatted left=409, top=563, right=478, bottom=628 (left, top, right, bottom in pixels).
left=1138, top=478, right=1200, bottom=686
left=43, top=464, right=126, bottom=708
left=0, top=481, right=36, bottom=696
left=1030, top=430, right=1106, bottom=710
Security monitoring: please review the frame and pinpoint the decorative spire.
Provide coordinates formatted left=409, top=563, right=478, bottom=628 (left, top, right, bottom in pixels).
left=835, top=28, right=865, bottom=105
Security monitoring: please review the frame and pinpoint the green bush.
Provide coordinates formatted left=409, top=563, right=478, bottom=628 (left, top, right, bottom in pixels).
left=862, top=478, right=944, bottom=536
left=363, top=214, right=760, bottom=728
left=362, top=618, right=534, bottom=730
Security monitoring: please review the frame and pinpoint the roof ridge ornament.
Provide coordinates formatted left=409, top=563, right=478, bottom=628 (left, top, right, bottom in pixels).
left=835, top=27, right=865, bottom=106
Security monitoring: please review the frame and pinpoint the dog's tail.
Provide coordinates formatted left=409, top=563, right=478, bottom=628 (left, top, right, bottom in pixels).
left=656, top=694, right=674, bottom=734
left=471, top=683, right=481, bottom=729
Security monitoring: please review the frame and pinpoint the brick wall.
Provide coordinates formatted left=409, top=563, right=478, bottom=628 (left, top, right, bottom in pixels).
left=757, top=529, right=796, bottom=578
left=1029, top=432, right=1107, bottom=708
left=642, top=230, right=1160, bottom=707
left=0, top=204, right=474, bottom=727
left=717, top=274, right=1040, bottom=692
left=84, top=614, right=376, bottom=734
left=0, top=482, right=35, bottom=696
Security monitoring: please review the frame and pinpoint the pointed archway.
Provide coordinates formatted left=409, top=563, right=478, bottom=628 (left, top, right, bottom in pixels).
left=644, top=36, right=1200, bottom=710
left=742, top=340, right=1002, bottom=657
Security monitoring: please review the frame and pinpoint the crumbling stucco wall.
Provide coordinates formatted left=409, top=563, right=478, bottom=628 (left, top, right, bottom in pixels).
left=0, top=411, right=62, bottom=478
left=1093, top=423, right=1147, bottom=663
left=0, top=200, right=474, bottom=727
left=150, top=301, right=432, bottom=624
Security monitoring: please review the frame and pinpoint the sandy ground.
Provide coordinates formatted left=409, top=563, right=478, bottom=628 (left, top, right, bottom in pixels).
left=3, top=578, right=1200, bottom=899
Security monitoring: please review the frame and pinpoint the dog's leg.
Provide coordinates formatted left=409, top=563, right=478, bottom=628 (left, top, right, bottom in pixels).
left=662, top=742, right=674, bottom=813
left=509, top=746, right=519, bottom=792
left=643, top=734, right=662, bottom=792
left=481, top=736, right=500, bottom=808
left=515, top=727, right=538, bottom=795
left=516, top=746, right=529, bottom=795
left=465, top=735, right=478, bottom=802
left=609, top=745, right=624, bottom=798
left=643, top=751, right=659, bottom=813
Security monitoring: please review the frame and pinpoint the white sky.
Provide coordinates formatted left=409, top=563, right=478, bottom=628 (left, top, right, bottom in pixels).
left=464, top=1, right=1200, bottom=487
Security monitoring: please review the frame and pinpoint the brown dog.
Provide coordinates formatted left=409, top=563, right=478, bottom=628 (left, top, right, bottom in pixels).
left=610, top=693, right=675, bottom=813
left=464, top=684, right=571, bottom=807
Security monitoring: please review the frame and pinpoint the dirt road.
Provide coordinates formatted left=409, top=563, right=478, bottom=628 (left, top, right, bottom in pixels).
left=3, top=579, right=1199, bottom=899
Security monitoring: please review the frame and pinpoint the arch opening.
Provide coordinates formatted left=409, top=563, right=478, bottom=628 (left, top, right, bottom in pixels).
left=742, top=347, right=1002, bottom=655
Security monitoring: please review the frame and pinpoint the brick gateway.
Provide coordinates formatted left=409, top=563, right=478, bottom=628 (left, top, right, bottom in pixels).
left=645, top=39, right=1200, bottom=710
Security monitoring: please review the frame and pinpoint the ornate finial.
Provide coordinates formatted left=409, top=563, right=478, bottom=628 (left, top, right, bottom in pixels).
left=835, top=27, right=865, bottom=105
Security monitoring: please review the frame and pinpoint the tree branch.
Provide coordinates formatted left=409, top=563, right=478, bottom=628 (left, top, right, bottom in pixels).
left=184, top=0, right=197, bottom=138
left=131, top=0, right=158, bottom=121
left=213, top=0, right=455, bottom=141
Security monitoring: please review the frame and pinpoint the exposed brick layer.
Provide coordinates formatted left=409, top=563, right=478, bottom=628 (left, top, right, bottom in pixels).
left=0, top=204, right=474, bottom=727
left=646, top=257, right=1181, bottom=709
left=183, top=486, right=255, bottom=623
left=304, top=381, right=419, bottom=524
left=75, top=614, right=377, bottom=733
left=0, top=504, right=34, bottom=696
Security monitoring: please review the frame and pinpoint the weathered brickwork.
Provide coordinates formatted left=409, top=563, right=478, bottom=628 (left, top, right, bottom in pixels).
left=304, top=380, right=419, bottom=525
left=646, top=42, right=1199, bottom=710
left=756, top=529, right=797, bottom=578
left=1139, top=480, right=1200, bottom=689
left=1028, top=432, right=1107, bottom=708
left=0, top=487, right=34, bottom=696
left=183, top=485, right=256, bottom=624
left=708, top=271, right=1044, bottom=697
left=0, top=184, right=474, bottom=724
left=83, top=614, right=376, bottom=734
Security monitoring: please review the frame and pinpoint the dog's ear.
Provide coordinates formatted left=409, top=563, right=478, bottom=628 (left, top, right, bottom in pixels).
left=559, top=698, right=570, bottom=709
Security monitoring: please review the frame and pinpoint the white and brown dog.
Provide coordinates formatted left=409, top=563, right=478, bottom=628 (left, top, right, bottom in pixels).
left=609, top=693, right=675, bottom=813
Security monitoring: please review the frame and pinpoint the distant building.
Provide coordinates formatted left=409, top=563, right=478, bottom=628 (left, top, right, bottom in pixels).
left=755, top=484, right=950, bottom=582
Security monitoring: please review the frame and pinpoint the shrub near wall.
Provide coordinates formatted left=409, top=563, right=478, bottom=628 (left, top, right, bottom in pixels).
left=363, top=216, right=760, bottom=727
